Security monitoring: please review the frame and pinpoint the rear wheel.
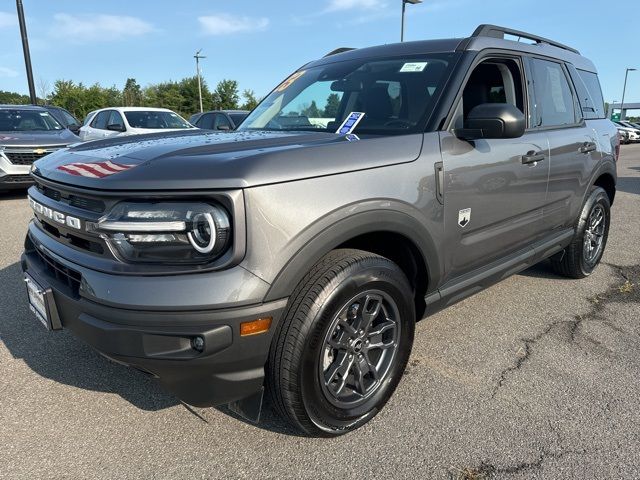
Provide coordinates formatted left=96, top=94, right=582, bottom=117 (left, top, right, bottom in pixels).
left=267, top=249, right=415, bottom=436
left=551, top=186, right=610, bottom=278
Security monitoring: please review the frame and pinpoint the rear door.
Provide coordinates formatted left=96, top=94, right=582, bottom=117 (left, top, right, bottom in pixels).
left=440, top=54, right=550, bottom=282
left=527, top=57, right=601, bottom=231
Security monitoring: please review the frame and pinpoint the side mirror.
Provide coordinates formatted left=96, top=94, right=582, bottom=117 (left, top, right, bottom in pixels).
left=107, top=123, right=125, bottom=132
left=455, top=103, right=525, bottom=140
left=216, top=125, right=231, bottom=131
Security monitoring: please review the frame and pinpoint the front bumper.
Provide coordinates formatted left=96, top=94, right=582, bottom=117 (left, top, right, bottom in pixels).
left=21, top=228, right=287, bottom=408
left=0, top=155, right=32, bottom=189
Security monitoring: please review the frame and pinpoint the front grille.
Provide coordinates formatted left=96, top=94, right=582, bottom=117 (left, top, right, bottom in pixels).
left=4, top=148, right=59, bottom=165
left=34, top=245, right=82, bottom=296
left=36, top=183, right=105, bottom=213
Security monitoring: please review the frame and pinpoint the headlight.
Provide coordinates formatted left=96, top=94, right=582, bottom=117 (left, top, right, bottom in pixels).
left=90, top=202, right=231, bottom=264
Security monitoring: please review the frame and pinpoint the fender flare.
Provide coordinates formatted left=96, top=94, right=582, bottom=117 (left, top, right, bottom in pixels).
left=587, top=158, right=617, bottom=205
left=263, top=208, right=441, bottom=302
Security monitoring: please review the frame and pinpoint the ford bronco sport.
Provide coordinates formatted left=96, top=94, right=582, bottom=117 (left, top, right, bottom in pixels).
left=21, top=25, right=618, bottom=436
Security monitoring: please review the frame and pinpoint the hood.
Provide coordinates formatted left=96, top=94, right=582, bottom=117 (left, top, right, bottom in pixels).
left=33, top=129, right=424, bottom=190
left=0, top=129, right=79, bottom=148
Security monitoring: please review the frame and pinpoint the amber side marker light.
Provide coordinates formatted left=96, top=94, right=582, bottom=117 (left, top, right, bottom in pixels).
left=240, top=317, right=272, bottom=336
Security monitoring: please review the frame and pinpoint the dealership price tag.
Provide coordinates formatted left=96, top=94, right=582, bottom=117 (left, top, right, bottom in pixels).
left=336, top=112, right=365, bottom=135
left=399, top=62, right=428, bottom=73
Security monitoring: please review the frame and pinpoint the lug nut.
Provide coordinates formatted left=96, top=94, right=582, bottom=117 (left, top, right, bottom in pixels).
left=191, top=336, right=205, bottom=352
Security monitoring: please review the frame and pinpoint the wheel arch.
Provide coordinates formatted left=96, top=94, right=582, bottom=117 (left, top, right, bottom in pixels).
left=263, top=210, right=440, bottom=321
left=590, top=159, right=617, bottom=206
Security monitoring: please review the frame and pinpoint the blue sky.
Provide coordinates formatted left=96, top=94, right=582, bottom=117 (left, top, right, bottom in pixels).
left=0, top=0, right=638, bottom=107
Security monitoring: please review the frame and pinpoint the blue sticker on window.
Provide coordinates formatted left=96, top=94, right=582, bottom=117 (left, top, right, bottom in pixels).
left=336, top=112, right=365, bottom=135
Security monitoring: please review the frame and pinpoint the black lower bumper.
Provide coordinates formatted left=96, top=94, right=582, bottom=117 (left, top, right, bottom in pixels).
left=20, top=247, right=287, bottom=408
left=0, top=174, right=34, bottom=189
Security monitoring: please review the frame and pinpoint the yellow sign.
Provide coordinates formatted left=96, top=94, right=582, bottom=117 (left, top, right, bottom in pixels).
left=275, top=70, right=306, bottom=93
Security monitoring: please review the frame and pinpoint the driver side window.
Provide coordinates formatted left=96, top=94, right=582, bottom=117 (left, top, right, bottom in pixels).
left=452, top=58, right=525, bottom=129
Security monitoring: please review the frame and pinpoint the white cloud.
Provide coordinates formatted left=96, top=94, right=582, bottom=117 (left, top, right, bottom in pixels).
left=0, top=11, right=17, bottom=28
left=0, top=67, right=19, bottom=78
left=198, top=14, right=269, bottom=35
left=51, top=14, right=154, bottom=41
left=325, top=0, right=386, bottom=12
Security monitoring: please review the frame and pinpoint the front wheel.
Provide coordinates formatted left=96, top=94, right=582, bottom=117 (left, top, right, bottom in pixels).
left=551, top=186, right=611, bottom=278
left=267, top=249, right=415, bottom=436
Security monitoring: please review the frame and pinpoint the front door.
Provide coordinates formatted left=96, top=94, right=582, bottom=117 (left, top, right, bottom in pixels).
left=440, top=56, right=550, bottom=282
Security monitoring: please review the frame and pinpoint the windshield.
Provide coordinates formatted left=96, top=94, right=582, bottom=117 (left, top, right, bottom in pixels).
left=0, top=109, right=64, bottom=132
left=239, top=53, right=457, bottom=135
left=124, top=111, right=192, bottom=129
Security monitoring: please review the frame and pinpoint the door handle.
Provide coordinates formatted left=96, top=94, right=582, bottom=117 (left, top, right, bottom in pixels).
left=579, top=142, right=597, bottom=154
left=521, top=151, right=545, bottom=165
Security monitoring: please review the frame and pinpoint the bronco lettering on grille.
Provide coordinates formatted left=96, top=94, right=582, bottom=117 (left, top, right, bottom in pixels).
left=28, top=197, right=82, bottom=230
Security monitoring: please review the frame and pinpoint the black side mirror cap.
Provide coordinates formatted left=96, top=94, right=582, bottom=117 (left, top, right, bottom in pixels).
left=455, top=103, right=526, bottom=140
left=106, top=124, right=125, bottom=132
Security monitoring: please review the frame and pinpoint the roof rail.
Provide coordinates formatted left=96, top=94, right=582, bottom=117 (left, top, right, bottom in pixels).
left=471, top=24, right=579, bottom=55
left=324, top=47, right=355, bottom=57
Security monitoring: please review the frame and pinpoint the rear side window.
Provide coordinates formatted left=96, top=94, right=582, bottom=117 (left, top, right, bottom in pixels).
left=575, top=70, right=606, bottom=119
left=531, top=59, right=577, bottom=127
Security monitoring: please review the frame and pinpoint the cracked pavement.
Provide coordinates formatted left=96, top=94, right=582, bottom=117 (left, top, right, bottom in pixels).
left=1, top=144, right=639, bottom=479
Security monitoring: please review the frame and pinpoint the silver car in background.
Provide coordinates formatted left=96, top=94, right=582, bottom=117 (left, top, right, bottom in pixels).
left=0, top=105, right=79, bottom=192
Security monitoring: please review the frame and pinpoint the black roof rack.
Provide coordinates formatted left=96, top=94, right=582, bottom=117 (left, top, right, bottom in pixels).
left=471, top=24, right=580, bottom=55
left=324, top=47, right=355, bottom=57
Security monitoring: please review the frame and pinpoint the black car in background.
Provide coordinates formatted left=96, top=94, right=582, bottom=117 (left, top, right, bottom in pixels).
left=0, top=105, right=79, bottom=191
left=189, top=110, right=249, bottom=130
left=42, top=105, right=82, bottom=136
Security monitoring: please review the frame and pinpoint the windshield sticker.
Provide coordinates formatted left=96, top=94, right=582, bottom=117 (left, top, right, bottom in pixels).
left=399, top=62, right=428, bottom=73
left=275, top=70, right=306, bottom=92
left=336, top=112, right=365, bottom=135
left=39, top=112, right=48, bottom=116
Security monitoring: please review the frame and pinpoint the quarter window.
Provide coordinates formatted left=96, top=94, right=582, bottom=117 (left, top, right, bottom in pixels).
left=531, top=59, right=576, bottom=127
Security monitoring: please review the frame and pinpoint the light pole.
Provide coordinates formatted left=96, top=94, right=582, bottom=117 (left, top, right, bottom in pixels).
left=16, top=0, right=36, bottom=104
left=194, top=49, right=206, bottom=113
left=401, top=0, right=422, bottom=42
left=620, top=68, right=636, bottom=121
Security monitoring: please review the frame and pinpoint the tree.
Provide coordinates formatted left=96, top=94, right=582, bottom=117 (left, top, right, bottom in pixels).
left=122, top=78, right=143, bottom=107
left=212, top=79, right=239, bottom=110
left=301, top=100, right=321, bottom=118
left=37, top=77, right=50, bottom=105
left=323, top=93, right=340, bottom=117
left=177, top=76, right=212, bottom=115
left=241, top=89, right=259, bottom=111
left=0, top=90, right=31, bottom=105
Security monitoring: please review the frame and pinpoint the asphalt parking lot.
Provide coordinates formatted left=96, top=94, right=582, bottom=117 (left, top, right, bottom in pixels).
left=1, top=145, right=639, bottom=480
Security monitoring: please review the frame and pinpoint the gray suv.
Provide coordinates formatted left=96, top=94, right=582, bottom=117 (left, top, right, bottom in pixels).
left=21, top=25, right=618, bottom=436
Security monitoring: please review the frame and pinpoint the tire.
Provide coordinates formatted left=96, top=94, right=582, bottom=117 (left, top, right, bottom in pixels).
left=267, top=249, right=415, bottom=436
left=551, top=186, right=610, bottom=279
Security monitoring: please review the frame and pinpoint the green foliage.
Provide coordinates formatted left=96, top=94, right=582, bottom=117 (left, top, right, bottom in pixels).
left=323, top=93, right=341, bottom=117
left=122, top=78, right=143, bottom=107
left=0, top=90, right=33, bottom=105
left=301, top=100, right=321, bottom=118
left=241, top=89, right=259, bottom=111
left=3, top=75, right=250, bottom=119
left=212, top=79, right=240, bottom=110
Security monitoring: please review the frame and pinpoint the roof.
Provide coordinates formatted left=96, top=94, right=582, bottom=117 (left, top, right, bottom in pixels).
left=92, top=106, right=176, bottom=113
left=308, top=24, right=597, bottom=73
left=0, top=104, right=47, bottom=110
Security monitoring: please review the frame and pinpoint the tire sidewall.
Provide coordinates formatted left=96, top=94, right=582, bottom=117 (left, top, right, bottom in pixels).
left=576, top=188, right=610, bottom=276
left=298, top=260, right=415, bottom=435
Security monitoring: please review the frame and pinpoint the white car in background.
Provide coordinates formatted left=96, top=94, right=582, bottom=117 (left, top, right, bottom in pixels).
left=79, top=107, right=195, bottom=141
